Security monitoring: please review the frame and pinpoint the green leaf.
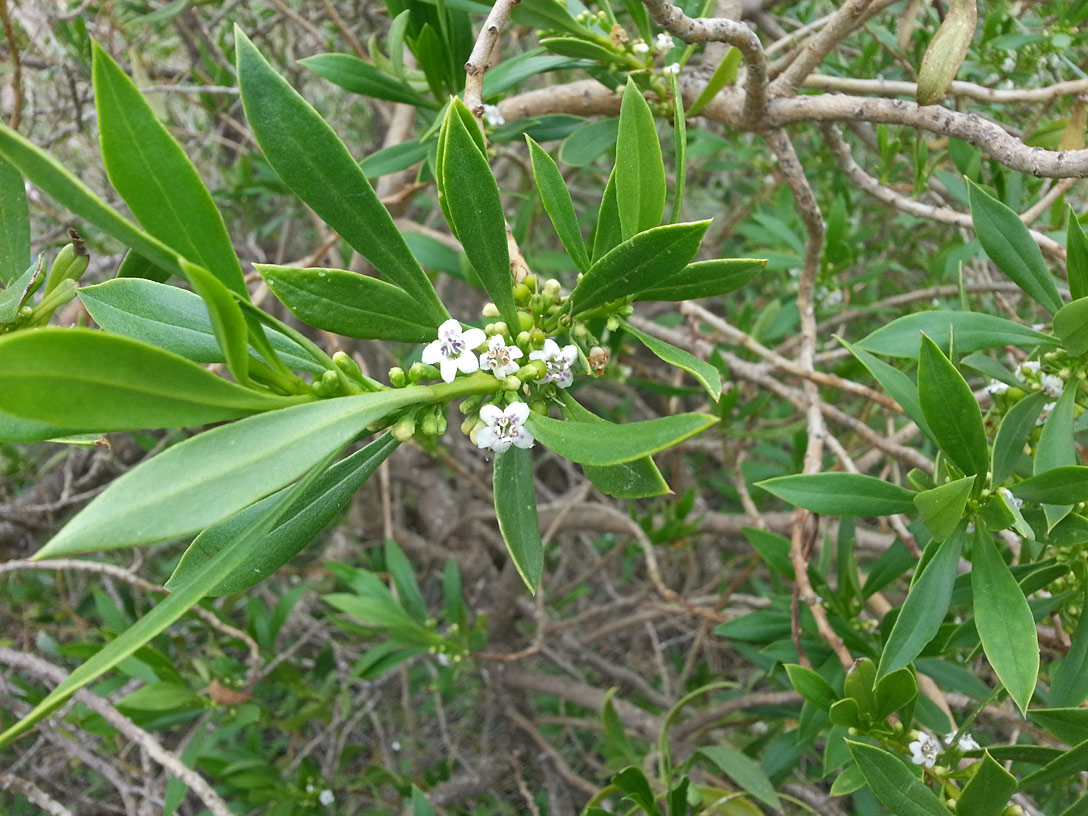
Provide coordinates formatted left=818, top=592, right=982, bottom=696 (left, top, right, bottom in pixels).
left=0, top=156, right=30, bottom=286
left=591, top=168, right=623, bottom=262
left=559, top=117, right=619, bottom=167
left=1035, top=381, right=1077, bottom=529
left=669, top=73, right=685, bottom=223
left=558, top=393, right=668, bottom=498
left=913, top=475, right=975, bottom=542
left=874, top=668, right=918, bottom=719
left=1051, top=587, right=1088, bottom=707
left=384, top=536, right=428, bottom=623
left=411, top=787, right=437, bottom=816
left=166, top=433, right=399, bottom=595
left=844, top=657, right=878, bottom=720
left=847, top=741, right=950, bottom=816
left=1018, top=737, right=1088, bottom=790
left=571, top=221, right=710, bottom=314
left=839, top=337, right=933, bottom=441
left=117, top=681, right=201, bottom=711
left=968, top=178, right=1063, bottom=314
left=526, top=410, right=716, bottom=466
left=633, top=258, right=766, bottom=302
left=526, top=135, right=590, bottom=274
left=622, top=320, right=721, bottom=401
left=256, top=264, right=441, bottom=343
left=0, top=256, right=41, bottom=323
left=697, top=745, right=782, bottom=811
left=956, top=751, right=1017, bottom=816
left=234, top=28, right=446, bottom=323
left=92, top=43, right=246, bottom=296
left=494, top=445, right=544, bottom=593
left=325, top=575, right=440, bottom=648
left=1054, top=297, right=1088, bottom=355
left=0, top=411, right=80, bottom=444
left=971, top=530, right=1039, bottom=714
left=918, top=333, right=989, bottom=477
left=686, top=47, right=740, bottom=117
left=992, top=391, right=1047, bottom=486
left=1029, top=708, right=1088, bottom=745
left=829, top=764, right=867, bottom=797
left=300, top=53, right=432, bottom=107
left=877, top=527, right=965, bottom=677
left=438, top=98, right=517, bottom=326
left=0, top=328, right=294, bottom=431
left=857, top=311, right=1055, bottom=358
left=360, top=139, right=432, bottom=179
left=1012, top=466, right=1088, bottom=504
left=757, top=473, right=916, bottom=516
left=785, top=663, right=837, bottom=711
left=33, top=388, right=430, bottom=557
left=539, top=36, right=621, bottom=63
left=616, top=78, right=665, bottom=241
left=512, top=0, right=589, bottom=36
left=0, top=123, right=184, bottom=278
left=0, top=450, right=336, bottom=749
left=180, top=259, right=251, bottom=385
left=828, top=697, right=863, bottom=728
left=483, top=51, right=576, bottom=97
left=1067, top=207, right=1088, bottom=301
left=78, top=278, right=323, bottom=373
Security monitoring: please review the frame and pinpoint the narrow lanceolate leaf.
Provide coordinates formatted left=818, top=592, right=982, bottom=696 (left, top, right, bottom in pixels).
left=494, top=446, right=544, bottom=592
left=0, top=123, right=183, bottom=277
left=33, top=388, right=430, bottom=558
left=877, top=526, right=964, bottom=677
left=917, top=333, right=989, bottom=477
left=0, top=412, right=79, bottom=444
left=179, top=260, right=251, bottom=385
left=968, top=179, right=1063, bottom=314
left=166, top=433, right=399, bottom=595
left=92, top=43, right=246, bottom=296
left=687, top=47, right=741, bottom=117
left=846, top=741, right=953, bottom=816
left=913, top=475, right=974, bottom=542
left=1053, top=298, right=1088, bottom=355
left=1018, top=739, right=1088, bottom=791
left=857, top=311, right=1054, bottom=358
left=623, top=320, right=721, bottom=401
left=571, top=221, right=710, bottom=315
left=526, top=135, right=590, bottom=274
left=257, top=264, right=442, bottom=342
left=615, top=78, right=665, bottom=241
left=971, top=530, right=1039, bottom=714
left=1051, top=587, right=1088, bottom=707
left=696, top=745, right=782, bottom=812
left=1067, top=207, right=1088, bottom=301
left=669, top=72, right=686, bottom=224
left=634, top=258, right=766, bottom=302
left=839, top=337, right=933, bottom=441
left=526, top=411, right=716, bottom=467
left=438, top=99, right=517, bottom=327
left=0, top=451, right=337, bottom=749
left=992, top=391, right=1047, bottom=486
left=300, top=53, right=432, bottom=107
left=591, top=168, right=623, bottom=261
left=234, top=28, right=446, bottom=323
left=0, top=156, right=30, bottom=285
left=558, top=393, right=669, bottom=498
left=78, top=278, right=324, bottom=373
left=1012, top=467, right=1088, bottom=505
left=0, top=328, right=294, bottom=431
left=757, top=473, right=916, bottom=517
left=1036, top=381, right=1077, bottom=530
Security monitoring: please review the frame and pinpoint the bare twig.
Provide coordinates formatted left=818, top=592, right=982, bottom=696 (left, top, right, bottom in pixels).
left=463, top=0, right=520, bottom=120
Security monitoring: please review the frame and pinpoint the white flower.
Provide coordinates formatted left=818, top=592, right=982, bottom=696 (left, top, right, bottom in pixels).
left=479, top=334, right=524, bottom=379
left=1003, top=57, right=1017, bottom=72
left=422, top=319, right=486, bottom=383
left=909, top=733, right=941, bottom=768
left=482, top=104, right=505, bottom=127
left=319, top=789, right=335, bottom=806
left=1001, top=487, right=1023, bottom=510
left=944, top=731, right=979, bottom=752
left=1041, top=372, right=1064, bottom=398
left=633, top=41, right=650, bottom=54
left=477, top=402, right=534, bottom=454
left=751, top=720, right=769, bottom=735
left=529, top=339, right=578, bottom=387
left=987, top=380, right=1009, bottom=395
left=655, top=32, right=673, bottom=52
left=663, top=62, right=680, bottom=75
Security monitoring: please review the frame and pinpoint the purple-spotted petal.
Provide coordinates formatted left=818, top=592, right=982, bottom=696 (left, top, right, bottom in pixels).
left=480, top=404, right=504, bottom=424
left=506, top=402, right=530, bottom=424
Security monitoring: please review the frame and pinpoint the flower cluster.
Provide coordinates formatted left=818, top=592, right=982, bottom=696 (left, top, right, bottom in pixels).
left=908, top=730, right=979, bottom=769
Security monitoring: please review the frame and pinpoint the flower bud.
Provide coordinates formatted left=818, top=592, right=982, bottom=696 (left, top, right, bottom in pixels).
left=522, top=273, right=537, bottom=291
left=606, top=317, right=621, bottom=331
left=333, top=351, right=363, bottom=380
left=320, top=369, right=340, bottom=394
left=391, top=413, right=417, bottom=442
left=513, top=283, right=532, bottom=303
left=519, top=360, right=547, bottom=381
left=409, top=361, right=441, bottom=382
left=916, top=0, right=977, bottom=106
left=482, top=302, right=500, bottom=318
left=459, top=394, right=485, bottom=415
left=504, top=375, right=522, bottom=391
left=516, top=330, right=532, bottom=347
left=492, top=321, right=508, bottom=337
left=461, top=414, right=478, bottom=435
left=388, top=366, right=406, bottom=387
left=529, top=400, right=547, bottom=415
left=44, top=231, right=89, bottom=296
left=518, top=312, right=535, bottom=331
left=530, top=328, right=546, bottom=347
left=573, top=323, right=588, bottom=338
left=542, top=279, right=561, bottom=298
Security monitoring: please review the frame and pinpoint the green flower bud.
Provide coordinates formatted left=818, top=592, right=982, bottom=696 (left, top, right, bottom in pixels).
left=529, top=400, right=547, bottom=415
left=492, top=321, right=509, bottom=337
left=530, top=328, right=546, bottom=348
left=504, top=375, right=522, bottom=391
left=388, top=366, right=406, bottom=387
left=44, top=234, right=89, bottom=296
left=513, top=283, right=531, bottom=303
left=542, top=278, right=561, bottom=298
left=333, top=351, right=363, bottom=381
left=409, top=361, right=441, bottom=382
left=459, top=394, right=485, bottom=415
left=518, top=360, right=547, bottom=381
left=461, top=413, right=478, bottom=435
left=518, top=312, right=535, bottom=331
left=320, top=369, right=341, bottom=394
left=522, top=273, right=537, bottom=291
left=606, top=317, right=621, bottom=331
left=516, top=330, right=532, bottom=347
left=482, top=302, right=500, bottom=318
left=391, top=413, right=417, bottom=442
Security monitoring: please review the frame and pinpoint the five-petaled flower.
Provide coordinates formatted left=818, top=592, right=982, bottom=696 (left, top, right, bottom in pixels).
left=944, top=731, right=979, bottom=752
left=909, top=733, right=940, bottom=768
left=529, top=339, right=578, bottom=388
left=480, top=335, right=524, bottom=379
left=423, top=319, right=486, bottom=383
left=477, top=402, right=534, bottom=454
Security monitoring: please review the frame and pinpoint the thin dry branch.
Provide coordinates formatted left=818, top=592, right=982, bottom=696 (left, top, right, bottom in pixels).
left=770, top=0, right=876, bottom=96
left=463, top=0, right=519, bottom=120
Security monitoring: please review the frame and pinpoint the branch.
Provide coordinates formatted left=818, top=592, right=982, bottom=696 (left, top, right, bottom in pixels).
left=463, top=0, right=519, bottom=121
left=805, top=74, right=1088, bottom=105
left=770, top=0, right=876, bottom=96
left=641, top=0, right=767, bottom=124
